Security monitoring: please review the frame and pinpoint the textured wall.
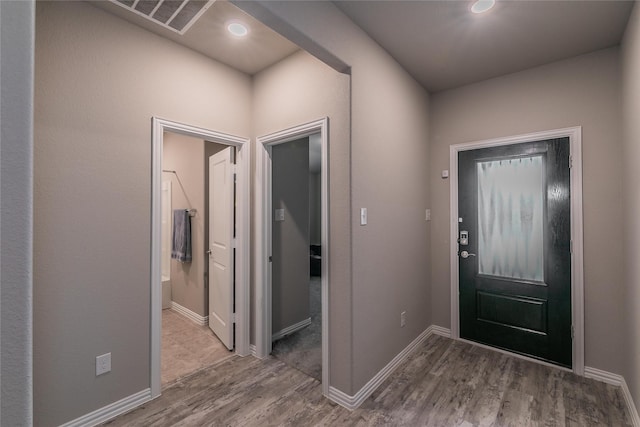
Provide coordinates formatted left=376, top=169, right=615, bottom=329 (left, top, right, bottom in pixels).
left=272, top=137, right=311, bottom=334
left=622, top=1, right=640, bottom=410
left=429, top=48, right=624, bottom=375
left=33, top=2, right=251, bottom=425
left=309, top=172, right=321, bottom=245
left=163, top=133, right=206, bottom=317
left=252, top=49, right=352, bottom=392
left=1, top=1, right=35, bottom=424
left=238, top=1, right=431, bottom=394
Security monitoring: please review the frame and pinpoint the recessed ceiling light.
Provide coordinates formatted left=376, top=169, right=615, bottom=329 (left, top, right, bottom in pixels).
left=227, top=21, right=249, bottom=37
left=471, top=0, right=496, bottom=14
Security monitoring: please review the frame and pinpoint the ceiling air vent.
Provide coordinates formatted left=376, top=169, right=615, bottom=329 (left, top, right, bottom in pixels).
left=111, top=0, right=215, bottom=35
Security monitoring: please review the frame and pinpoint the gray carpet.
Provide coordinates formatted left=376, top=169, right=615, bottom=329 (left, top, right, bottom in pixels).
left=271, top=276, right=321, bottom=380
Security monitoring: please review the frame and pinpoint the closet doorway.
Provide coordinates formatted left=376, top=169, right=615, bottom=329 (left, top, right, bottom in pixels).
left=151, top=118, right=250, bottom=398
left=255, top=118, right=330, bottom=395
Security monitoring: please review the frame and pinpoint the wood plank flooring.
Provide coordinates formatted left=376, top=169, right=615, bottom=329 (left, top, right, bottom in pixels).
left=103, top=335, right=631, bottom=426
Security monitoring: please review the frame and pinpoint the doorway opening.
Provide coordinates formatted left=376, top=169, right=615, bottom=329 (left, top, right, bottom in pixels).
left=449, top=126, right=585, bottom=375
left=269, top=132, right=323, bottom=381
left=255, top=118, right=330, bottom=395
left=159, top=133, right=235, bottom=387
left=151, top=118, right=250, bottom=398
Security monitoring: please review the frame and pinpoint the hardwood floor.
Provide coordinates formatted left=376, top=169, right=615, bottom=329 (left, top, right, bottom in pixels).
left=104, top=335, right=631, bottom=426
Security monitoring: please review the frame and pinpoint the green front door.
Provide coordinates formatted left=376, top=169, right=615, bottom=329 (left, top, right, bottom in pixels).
left=458, top=137, right=572, bottom=367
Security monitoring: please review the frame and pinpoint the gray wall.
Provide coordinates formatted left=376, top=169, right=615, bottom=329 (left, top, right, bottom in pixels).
left=309, top=172, right=321, bottom=246
left=429, top=47, right=625, bottom=375
left=1, top=1, right=34, bottom=424
left=272, top=137, right=311, bottom=334
left=622, top=2, right=640, bottom=410
left=309, top=132, right=322, bottom=246
left=243, top=1, right=431, bottom=394
left=33, top=2, right=251, bottom=425
left=163, top=132, right=207, bottom=317
left=252, top=49, right=352, bottom=391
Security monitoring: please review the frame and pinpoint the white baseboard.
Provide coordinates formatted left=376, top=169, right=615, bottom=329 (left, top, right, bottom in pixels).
left=622, top=379, right=640, bottom=427
left=171, top=301, right=208, bottom=326
left=584, top=366, right=623, bottom=386
left=328, top=326, right=433, bottom=410
left=429, top=325, right=451, bottom=338
left=60, top=388, right=151, bottom=427
left=585, top=367, right=640, bottom=426
left=272, top=317, right=311, bottom=341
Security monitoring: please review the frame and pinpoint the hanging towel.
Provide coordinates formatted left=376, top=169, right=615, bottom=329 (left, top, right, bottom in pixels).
left=171, top=209, right=192, bottom=263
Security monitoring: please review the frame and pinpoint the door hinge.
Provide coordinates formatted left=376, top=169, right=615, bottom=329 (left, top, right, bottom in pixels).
left=230, top=312, right=236, bottom=323
left=570, top=239, right=573, bottom=254
left=571, top=325, right=575, bottom=340
left=231, top=238, right=237, bottom=248
left=569, top=155, right=573, bottom=169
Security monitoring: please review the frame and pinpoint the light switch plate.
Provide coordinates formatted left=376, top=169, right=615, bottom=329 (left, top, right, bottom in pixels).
left=360, top=208, right=367, bottom=226
left=425, top=209, right=431, bottom=221
left=275, top=209, right=285, bottom=222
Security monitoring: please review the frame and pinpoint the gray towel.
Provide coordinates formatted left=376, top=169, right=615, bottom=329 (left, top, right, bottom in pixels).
left=171, top=209, right=192, bottom=263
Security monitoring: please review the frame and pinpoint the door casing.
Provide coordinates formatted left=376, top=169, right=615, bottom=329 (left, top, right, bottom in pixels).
left=449, top=126, right=584, bottom=375
left=151, top=117, right=251, bottom=398
left=255, top=118, right=330, bottom=397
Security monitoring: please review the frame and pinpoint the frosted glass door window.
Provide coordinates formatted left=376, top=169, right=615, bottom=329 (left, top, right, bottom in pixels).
left=477, top=156, right=544, bottom=281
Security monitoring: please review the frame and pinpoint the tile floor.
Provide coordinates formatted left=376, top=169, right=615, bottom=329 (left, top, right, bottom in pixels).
left=161, top=308, right=233, bottom=386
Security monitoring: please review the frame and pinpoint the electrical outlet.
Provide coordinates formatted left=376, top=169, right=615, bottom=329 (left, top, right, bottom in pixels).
left=401, top=311, right=407, bottom=328
left=96, top=353, right=111, bottom=376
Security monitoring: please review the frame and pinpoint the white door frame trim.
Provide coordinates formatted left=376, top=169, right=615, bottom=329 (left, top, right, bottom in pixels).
left=449, top=126, right=584, bottom=375
left=151, top=117, right=251, bottom=398
left=255, top=118, right=330, bottom=396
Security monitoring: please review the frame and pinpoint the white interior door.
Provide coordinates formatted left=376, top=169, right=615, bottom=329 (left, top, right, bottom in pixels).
left=208, top=147, right=234, bottom=350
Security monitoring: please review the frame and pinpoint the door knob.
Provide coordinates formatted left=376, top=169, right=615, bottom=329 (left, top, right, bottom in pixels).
left=460, top=250, right=476, bottom=259
left=206, top=249, right=212, bottom=255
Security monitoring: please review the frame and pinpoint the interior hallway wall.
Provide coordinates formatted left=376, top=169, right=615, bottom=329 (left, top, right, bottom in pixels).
left=239, top=1, right=431, bottom=394
left=33, top=2, right=251, bottom=425
left=252, top=49, right=352, bottom=392
left=309, top=172, right=321, bottom=246
left=309, top=132, right=322, bottom=246
left=429, top=47, right=624, bottom=375
left=163, top=133, right=207, bottom=317
left=0, top=1, right=35, bottom=423
left=271, top=137, right=311, bottom=335
left=622, top=1, right=640, bottom=410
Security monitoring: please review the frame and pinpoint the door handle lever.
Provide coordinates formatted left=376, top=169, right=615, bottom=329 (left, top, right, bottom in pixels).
left=460, top=250, right=476, bottom=259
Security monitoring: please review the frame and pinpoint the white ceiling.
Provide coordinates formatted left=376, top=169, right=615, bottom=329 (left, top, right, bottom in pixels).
left=334, top=0, right=635, bottom=92
left=92, top=1, right=634, bottom=92
left=91, top=0, right=300, bottom=75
